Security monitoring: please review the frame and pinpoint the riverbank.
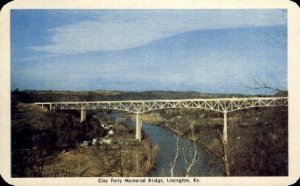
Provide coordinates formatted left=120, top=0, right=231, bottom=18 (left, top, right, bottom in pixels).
left=134, top=107, right=288, bottom=176
left=42, top=124, right=158, bottom=177
left=125, top=112, right=163, bottom=125
left=139, top=122, right=224, bottom=176
left=126, top=111, right=225, bottom=158
left=162, top=123, right=224, bottom=157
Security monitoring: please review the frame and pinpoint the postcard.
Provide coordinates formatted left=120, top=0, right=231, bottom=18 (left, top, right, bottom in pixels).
left=0, top=0, right=299, bottom=185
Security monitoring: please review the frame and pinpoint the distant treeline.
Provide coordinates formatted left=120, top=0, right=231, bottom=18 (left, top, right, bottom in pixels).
left=11, top=89, right=284, bottom=103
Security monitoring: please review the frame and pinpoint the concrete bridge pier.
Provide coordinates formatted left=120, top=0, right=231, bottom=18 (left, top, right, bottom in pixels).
left=223, top=111, right=230, bottom=176
left=80, top=108, right=86, bottom=123
left=223, top=111, right=228, bottom=145
left=135, top=113, right=142, bottom=141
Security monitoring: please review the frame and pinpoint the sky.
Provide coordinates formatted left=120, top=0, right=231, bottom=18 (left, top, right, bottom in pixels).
left=11, top=9, right=287, bottom=95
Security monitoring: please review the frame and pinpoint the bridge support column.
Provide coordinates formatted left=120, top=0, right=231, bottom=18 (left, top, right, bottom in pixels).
left=135, top=113, right=142, bottom=141
left=223, top=111, right=230, bottom=176
left=49, top=104, right=52, bottom=111
left=80, top=108, right=86, bottom=123
left=223, top=111, right=228, bottom=145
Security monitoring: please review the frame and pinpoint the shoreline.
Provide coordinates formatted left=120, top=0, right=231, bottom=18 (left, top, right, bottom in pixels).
left=161, top=124, right=223, bottom=157
left=128, top=112, right=224, bottom=159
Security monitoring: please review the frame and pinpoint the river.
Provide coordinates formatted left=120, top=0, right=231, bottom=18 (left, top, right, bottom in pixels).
left=109, top=112, right=224, bottom=177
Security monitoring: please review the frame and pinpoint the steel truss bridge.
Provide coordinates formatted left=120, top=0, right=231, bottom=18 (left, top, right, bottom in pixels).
left=34, top=97, right=288, bottom=142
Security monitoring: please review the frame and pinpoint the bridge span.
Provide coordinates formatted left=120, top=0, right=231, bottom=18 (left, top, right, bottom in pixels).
left=34, top=97, right=287, bottom=142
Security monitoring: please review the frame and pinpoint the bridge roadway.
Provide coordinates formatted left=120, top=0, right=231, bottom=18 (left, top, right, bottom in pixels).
left=34, top=97, right=288, bottom=142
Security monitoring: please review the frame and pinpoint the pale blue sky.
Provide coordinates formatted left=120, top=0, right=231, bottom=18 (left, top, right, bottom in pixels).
left=11, top=9, right=287, bottom=94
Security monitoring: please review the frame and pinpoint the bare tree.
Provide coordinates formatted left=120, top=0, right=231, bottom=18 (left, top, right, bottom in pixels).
left=88, top=145, right=124, bottom=177
left=170, top=136, right=179, bottom=177
left=170, top=116, right=199, bottom=177
left=182, top=122, right=199, bottom=177
left=248, top=77, right=286, bottom=94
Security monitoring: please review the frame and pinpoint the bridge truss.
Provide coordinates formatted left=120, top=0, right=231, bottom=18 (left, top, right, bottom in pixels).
left=34, top=97, right=287, bottom=114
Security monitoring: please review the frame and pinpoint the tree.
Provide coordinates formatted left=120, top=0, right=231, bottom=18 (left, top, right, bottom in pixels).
left=181, top=121, right=198, bottom=177
left=170, top=116, right=199, bottom=177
